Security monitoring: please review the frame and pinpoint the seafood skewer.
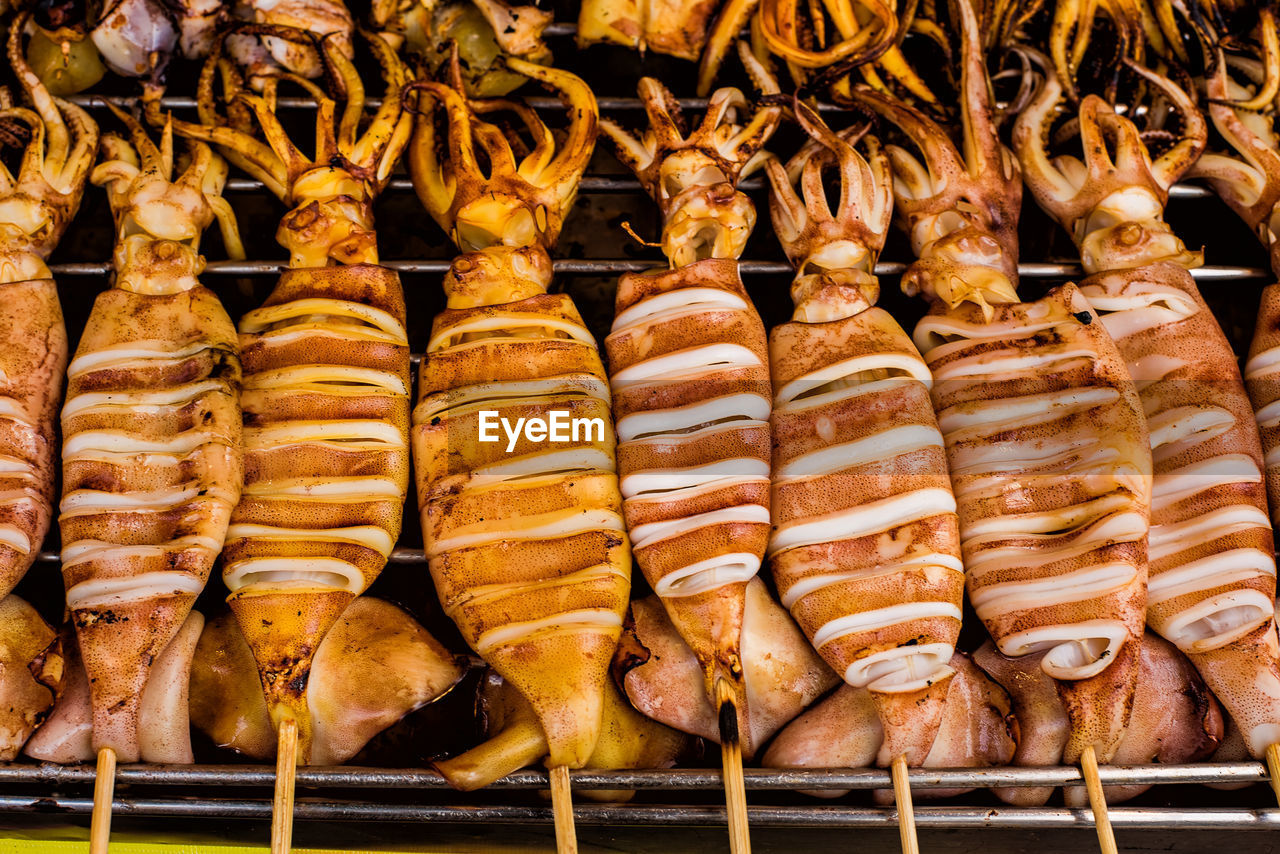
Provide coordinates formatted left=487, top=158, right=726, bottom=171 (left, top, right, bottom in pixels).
left=1013, top=49, right=1280, bottom=784
left=165, top=24, right=411, bottom=851
left=406, top=57, right=628, bottom=850
left=0, top=16, right=95, bottom=603
left=763, top=103, right=966, bottom=790
left=975, top=632, right=1224, bottom=806
left=190, top=598, right=465, bottom=764
left=764, top=649, right=1017, bottom=801
left=599, top=44, right=780, bottom=853
left=854, top=2, right=1151, bottom=848
left=1180, top=31, right=1280, bottom=794
left=64, top=107, right=242, bottom=853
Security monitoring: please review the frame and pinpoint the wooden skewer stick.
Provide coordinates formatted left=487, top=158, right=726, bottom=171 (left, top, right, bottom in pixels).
left=272, top=718, right=299, bottom=854
left=715, top=677, right=751, bottom=854
left=89, top=746, right=116, bottom=854
left=549, top=764, right=578, bottom=854
left=890, top=754, right=919, bottom=854
left=1080, top=744, right=1118, bottom=854
left=1266, top=742, right=1280, bottom=806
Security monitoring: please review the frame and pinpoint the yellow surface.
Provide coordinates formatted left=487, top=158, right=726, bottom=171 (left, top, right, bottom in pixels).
left=0, top=843, right=397, bottom=854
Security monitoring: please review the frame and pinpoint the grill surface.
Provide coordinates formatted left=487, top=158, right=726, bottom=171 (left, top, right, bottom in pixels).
left=4, top=10, right=1280, bottom=846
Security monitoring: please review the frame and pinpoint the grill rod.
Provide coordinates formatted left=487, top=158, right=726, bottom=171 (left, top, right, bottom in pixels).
left=0, top=762, right=1267, bottom=790
left=213, top=175, right=1213, bottom=198
left=46, top=260, right=1266, bottom=279
left=0, top=796, right=1274, bottom=830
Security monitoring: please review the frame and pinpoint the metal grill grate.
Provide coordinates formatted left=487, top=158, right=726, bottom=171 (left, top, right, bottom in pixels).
left=8, top=61, right=1279, bottom=836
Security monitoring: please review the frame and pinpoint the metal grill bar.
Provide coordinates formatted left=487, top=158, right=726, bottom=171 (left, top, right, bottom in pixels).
left=218, top=175, right=1213, bottom=198
left=28, top=78, right=1274, bottom=841
left=0, top=763, right=1266, bottom=790
left=0, top=796, right=1273, bottom=829
left=47, top=260, right=1267, bottom=279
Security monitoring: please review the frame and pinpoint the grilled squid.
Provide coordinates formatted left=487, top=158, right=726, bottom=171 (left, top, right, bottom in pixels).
left=435, top=669, right=691, bottom=800
left=854, top=0, right=1152, bottom=764
left=752, top=0, right=942, bottom=109
left=62, top=110, right=242, bottom=762
left=599, top=46, right=780, bottom=732
left=0, top=18, right=96, bottom=602
left=764, top=651, right=1016, bottom=801
left=975, top=632, right=1223, bottom=806
left=1013, top=51, right=1280, bottom=759
left=577, top=0, right=720, bottom=62
left=165, top=27, right=412, bottom=762
left=225, top=0, right=353, bottom=82
left=0, top=595, right=63, bottom=761
left=189, top=599, right=464, bottom=765
left=372, top=0, right=552, bottom=97
left=615, top=578, right=840, bottom=758
left=26, top=610, right=204, bottom=764
left=408, top=62, right=630, bottom=775
left=90, top=0, right=179, bottom=83
left=763, top=103, right=965, bottom=765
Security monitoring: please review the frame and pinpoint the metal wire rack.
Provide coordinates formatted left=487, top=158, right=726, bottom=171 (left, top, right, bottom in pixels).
left=7, top=20, right=1280, bottom=838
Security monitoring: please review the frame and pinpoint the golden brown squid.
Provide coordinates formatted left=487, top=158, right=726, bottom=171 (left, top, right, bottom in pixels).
left=615, top=578, right=840, bottom=758
left=26, top=611, right=204, bottom=764
left=0, top=595, right=64, bottom=761
left=577, top=0, right=722, bottom=64
left=1192, top=35, right=1280, bottom=518
left=164, top=27, right=412, bottom=762
left=764, top=651, right=1017, bottom=801
left=225, top=0, right=354, bottom=82
left=189, top=599, right=464, bottom=764
left=975, top=632, right=1223, bottom=806
left=763, top=104, right=966, bottom=766
left=61, top=110, right=242, bottom=762
left=408, top=62, right=630, bottom=777
left=599, top=45, right=780, bottom=734
left=0, top=17, right=96, bottom=602
left=751, top=0, right=944, bottom=109
left=1013, top=51, right=1280, bottom=760
left=372, top=0, right=553, bottom=97
left=854, top=0, right=1152, bottom=765
left=435, top=669, right=691, bottom=799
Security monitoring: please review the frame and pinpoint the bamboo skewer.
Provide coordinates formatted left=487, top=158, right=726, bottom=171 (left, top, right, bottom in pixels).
left=891, top=755, right=919, bottom=854
left=716, top=678, right=751, bottom=854
left=89, top=747, right=115, bottom=854
left=1266, top=743, right=1280, bottom=806
left=549, top=764, right=578, bottom=854
left=272, top=719, right=299, bottom=854
left=1080, top=744, right=1118, bottom=854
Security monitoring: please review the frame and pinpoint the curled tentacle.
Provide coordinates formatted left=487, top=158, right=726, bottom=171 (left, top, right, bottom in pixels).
left=406, top=58, right=598, bottom=253
left=167, top=26, right=410, bottom=267
left=853, top=0, right=1021, bottom=317
left=226, top=0, right=354, bottom=84
left=601, top=42, right=781, bottom=265
left=0, top=14, right=100, bottom=277
left=763, top=99, right=891, bottom=317
left=1190, top=41, right=1280, bottom=272
left=757, top=0, right=899, bottom=70
left=1011, top=47, right=1206, bottom=274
